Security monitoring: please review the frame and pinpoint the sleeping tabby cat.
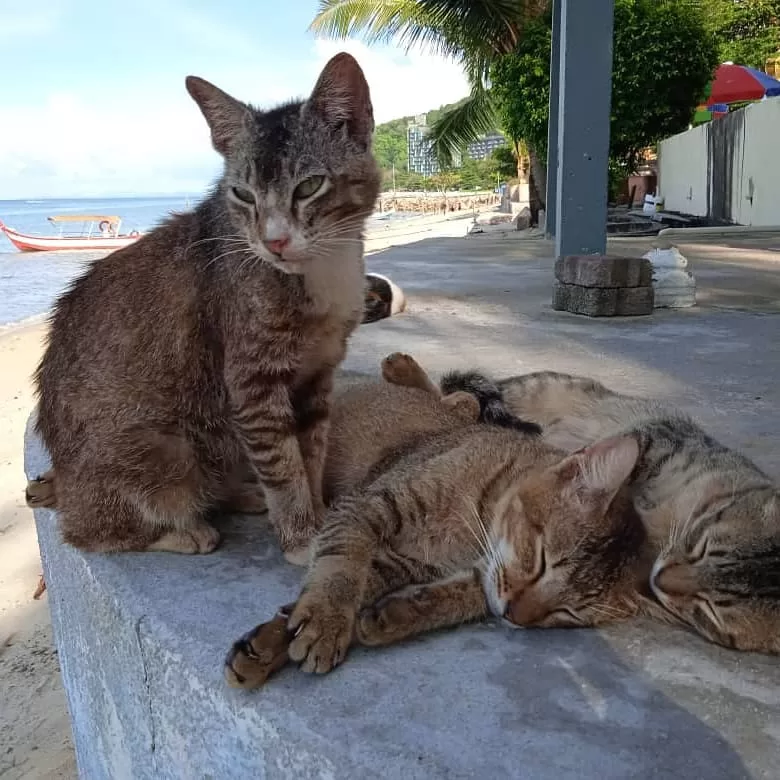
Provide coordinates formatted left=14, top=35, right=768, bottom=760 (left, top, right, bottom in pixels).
left=224, top=354, right=648, bottom=687
left=33, top=53, right=380, bottom=562
left=412, top=364, right=780, bottom=655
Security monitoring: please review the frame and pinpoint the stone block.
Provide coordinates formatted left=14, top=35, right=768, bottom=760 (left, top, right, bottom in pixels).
left=24, top=403, right=774, bottom=779
left=514, top=207, right=532, bottom=231
left=554, top=255, right=652, bottom=288
left=552, top=281, right=654, bottom=316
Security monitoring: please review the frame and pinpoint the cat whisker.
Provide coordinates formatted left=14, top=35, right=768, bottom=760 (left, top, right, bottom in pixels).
left=320, top=214, right=367, bottom=233
left=184, top=235, right=248, bottom=258
left=469, top=502, right=497, bottom=564
left=204, top=248, right=254, bottom=271
left=459, top=509, right=490, bottom=560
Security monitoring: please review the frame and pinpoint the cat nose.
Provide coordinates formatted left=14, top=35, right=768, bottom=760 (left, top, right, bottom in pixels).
left=653, top=562, right=698, bottom=596
left=263, top=235, right=291, bottom=256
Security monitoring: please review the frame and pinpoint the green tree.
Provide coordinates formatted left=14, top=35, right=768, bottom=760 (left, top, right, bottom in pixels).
left=310, top=0, right=548, bottom=191
left=491, top=0, right=718, bottom=196
left=459, top=155, right=499, bottom=189
left=699, top=0, right=780, bottom=69
left=490, top=146, right=519, bottom=180
left=373, top=125, right=408, bottom=172
left=430, top=169, right=462, bottom=193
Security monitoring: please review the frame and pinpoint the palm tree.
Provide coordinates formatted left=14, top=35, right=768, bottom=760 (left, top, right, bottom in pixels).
left=309, top=0, right=550, bottom=205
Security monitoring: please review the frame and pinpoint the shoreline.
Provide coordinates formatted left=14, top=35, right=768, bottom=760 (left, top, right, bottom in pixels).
left=0, top=209, right=483, bottom=333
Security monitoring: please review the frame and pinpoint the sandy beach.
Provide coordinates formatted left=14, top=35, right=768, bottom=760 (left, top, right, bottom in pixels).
left=0, top=320, right=76, bottom=779
left=0, top=211, right=477, bottom=778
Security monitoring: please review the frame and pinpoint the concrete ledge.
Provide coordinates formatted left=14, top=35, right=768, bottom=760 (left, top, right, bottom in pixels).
left=552, top=281, right=654, bottom=317
left=657, top=225, right=780, bottom=239
left=554, top=255, right=652, bottom=288
left=25, top=410, right=777, bottom=779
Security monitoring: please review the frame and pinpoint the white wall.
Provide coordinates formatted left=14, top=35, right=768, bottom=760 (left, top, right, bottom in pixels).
left=658, top=124, right=709, bottom=216
left=731, top=99, right=780, bottom=225
left=658, top=98, right=780, bottom=226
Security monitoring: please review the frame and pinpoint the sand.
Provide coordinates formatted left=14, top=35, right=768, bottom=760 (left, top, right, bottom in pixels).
left=0, top=320, right=76, bottom=779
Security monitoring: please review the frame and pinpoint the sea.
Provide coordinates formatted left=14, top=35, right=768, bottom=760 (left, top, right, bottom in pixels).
left=0, top=196, right=410, bottom=329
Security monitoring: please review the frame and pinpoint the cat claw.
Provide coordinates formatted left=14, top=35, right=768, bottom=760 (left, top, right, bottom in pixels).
left=224, top=605, right=295, bottom=689
left=25, top=472, right=57, bottom=508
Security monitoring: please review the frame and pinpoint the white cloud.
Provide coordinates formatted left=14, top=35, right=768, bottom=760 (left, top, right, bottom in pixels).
left=311, top=39, right=470, bottom=124
left=0, top=41, right=469, bottom=198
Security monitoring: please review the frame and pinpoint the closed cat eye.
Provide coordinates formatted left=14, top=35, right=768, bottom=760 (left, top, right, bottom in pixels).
left=294, top=175, right=326, bottom=200
left=541, top=608, right=583, bottom=626
left=230, top=186, right=256, bottom=205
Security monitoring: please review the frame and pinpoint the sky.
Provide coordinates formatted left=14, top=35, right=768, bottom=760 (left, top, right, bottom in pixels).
left=0, top=0, right=469, bottom=199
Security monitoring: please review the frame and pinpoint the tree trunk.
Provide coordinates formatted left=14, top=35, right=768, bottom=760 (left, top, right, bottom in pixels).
left=527, top=145, right=548, bottom=227
left=528, top=145, right=547, bottom=210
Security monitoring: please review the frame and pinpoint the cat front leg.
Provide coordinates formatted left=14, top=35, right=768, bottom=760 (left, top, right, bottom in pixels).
left=227, top=365, right=315, bottom=557
left=293, top=369, right=334, bottom=526
left=357, top=569, right=488, bottom=647
left=224, top=551, right=443, bottom=689
left=287, top=494, right=387, bottom=673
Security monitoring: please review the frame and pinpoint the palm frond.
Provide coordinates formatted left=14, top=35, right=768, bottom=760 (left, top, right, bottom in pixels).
left=426, top=88, right=499, bottom=167
left=308, top=1, right=448, bottom=53
left=309, top=0, right=547, bottom=60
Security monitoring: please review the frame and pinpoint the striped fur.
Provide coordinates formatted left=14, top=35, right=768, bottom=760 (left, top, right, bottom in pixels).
left=227, top=361, right=646, bottom=686
left=32, top=54, right=380, bottom=559
left=440, top=370, right=542, bottom=435
left=479, top=371, right=780, bottom=655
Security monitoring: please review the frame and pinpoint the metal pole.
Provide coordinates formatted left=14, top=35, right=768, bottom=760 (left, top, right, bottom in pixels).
left=554, top=0, right=615, bottom=257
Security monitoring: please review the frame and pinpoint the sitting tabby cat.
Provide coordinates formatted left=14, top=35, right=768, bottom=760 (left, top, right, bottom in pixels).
left=33, top=53, right=380, bottom=562
left=225, top=354, right=648, bottom=687
left=411, top=365, right=780, bottom=655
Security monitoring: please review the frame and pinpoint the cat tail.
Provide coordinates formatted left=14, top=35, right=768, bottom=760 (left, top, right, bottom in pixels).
left=439, top=370, right=541, bottom=435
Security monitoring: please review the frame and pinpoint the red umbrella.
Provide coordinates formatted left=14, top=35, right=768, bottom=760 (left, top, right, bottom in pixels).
left=707, top=63, right=780, bottom=106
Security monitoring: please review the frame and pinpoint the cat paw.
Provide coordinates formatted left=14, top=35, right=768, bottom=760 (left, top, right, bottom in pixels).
left=224, top=605, right=294, bottom=689
left=25, top=471, right=57, bottom=508
left=146, top=522, right=221, bottom=554
left=357, top=587, right=432, bottom=646
left=287, top=592, right=355, bottom=674
left=283, top=543, right=312, bottom=567
left=278, top=515, right=318, bottom=566
left=381, top=352, right=427, bottom=388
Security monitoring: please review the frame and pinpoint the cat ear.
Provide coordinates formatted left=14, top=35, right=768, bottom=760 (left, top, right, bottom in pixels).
left=185, top=76, right=249, bottom=156
left=553, top=435, right=639, bottom=508
left=307, top=52, right=374, bottom=143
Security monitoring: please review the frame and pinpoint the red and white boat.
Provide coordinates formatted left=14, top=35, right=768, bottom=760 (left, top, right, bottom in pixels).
left=0, top=214, right=143, bottom=252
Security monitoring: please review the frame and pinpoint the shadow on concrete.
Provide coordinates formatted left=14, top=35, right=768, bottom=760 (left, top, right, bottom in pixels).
left=359, top=232, right=780, bottom=476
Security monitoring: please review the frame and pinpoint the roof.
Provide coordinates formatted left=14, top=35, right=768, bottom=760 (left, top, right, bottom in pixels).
left=47, top=215, right=121, bottom=223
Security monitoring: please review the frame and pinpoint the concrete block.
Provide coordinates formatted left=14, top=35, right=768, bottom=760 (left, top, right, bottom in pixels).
left=552, top=281, right=654, bottom=316
left=24, top=386, right=777, bottom=778
left=554, top=255, right=652, bottom=288
left=514, top=207, right=532, bottom=231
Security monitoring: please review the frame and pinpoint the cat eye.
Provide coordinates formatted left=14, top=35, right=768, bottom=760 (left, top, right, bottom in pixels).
left=230, top=186, right=256, bottom=205
left=293, top=175, right=326, bottom=201
left=544, top=608, right=583, bottom=626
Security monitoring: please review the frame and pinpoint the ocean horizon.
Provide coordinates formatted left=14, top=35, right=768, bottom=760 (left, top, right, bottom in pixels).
left=0, top=195, right=414, bottom=328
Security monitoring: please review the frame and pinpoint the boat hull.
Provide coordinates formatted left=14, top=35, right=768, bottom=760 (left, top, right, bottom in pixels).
left=0, top=223, right=142, bottom=252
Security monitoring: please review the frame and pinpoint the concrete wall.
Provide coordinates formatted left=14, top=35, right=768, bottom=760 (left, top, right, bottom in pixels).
left=657, top=124, right=709, bottom=216
left=658, top=99, right=780, bottom=225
